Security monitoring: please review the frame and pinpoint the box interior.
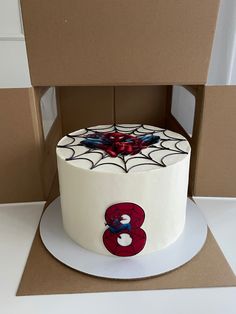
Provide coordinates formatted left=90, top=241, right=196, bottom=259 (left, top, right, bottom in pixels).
left=57, top=85, right=200, bottom=196
left=2, top=83, right=235, bottom=203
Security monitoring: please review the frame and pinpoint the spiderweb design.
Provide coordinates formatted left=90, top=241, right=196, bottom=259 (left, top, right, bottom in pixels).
left=57, top=124, right=190, bottom=173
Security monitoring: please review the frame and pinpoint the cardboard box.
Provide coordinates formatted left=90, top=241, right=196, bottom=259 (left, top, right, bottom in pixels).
left=14, top=85, right=236, bottom=294
left=2, top=84, right=235, bottom=202
left=18, top=227, right=236, bottom=295
left=21, top=0, right=219, bottom=86
left=166, top=85, right=236, bottom=197
left=3, top=1, right=235, bottom=199
left=115, top=86, right=168, bottom=127
left=17, top=0, right=235, bottom=199
left=0, top=87, right=61, bottom=203
left=58, top=85, right=168, bottom=134
left=15, top=84, right=236, bottom=292
left=192, top=86, right=236, bottom=196
left=58, top=86, right=114, bottom=134
left=3, top=0, right=236, bottom=298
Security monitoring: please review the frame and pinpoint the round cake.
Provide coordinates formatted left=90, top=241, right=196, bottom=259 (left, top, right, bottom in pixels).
left=56, top=124, right=191, bottom=257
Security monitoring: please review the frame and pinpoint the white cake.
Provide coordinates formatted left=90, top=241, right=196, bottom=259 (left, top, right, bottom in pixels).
left=56, top=124, right=191, bottom=257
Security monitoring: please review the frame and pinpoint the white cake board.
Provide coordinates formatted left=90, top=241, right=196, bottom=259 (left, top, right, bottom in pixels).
left=39, top=197, right=208, bottom=280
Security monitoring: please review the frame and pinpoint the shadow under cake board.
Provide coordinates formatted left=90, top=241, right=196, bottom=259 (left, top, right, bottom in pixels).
left=17, top=178, right=236, bottom=296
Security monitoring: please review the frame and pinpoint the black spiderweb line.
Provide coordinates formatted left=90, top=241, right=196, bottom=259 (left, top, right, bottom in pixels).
left=57, top=124, right=189, bottom=173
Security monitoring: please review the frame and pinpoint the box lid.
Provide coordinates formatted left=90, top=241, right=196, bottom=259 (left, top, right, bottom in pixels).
left=21, top=0, right=219, bottom=86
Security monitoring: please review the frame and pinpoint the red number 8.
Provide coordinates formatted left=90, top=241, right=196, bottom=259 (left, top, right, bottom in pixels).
left=103, top=202, right=146, bottom=256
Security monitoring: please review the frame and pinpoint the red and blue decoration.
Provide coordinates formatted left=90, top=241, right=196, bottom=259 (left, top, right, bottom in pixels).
left=81, top=131, right=160, bottom=157
left=103, top=202, right=147, bottom=257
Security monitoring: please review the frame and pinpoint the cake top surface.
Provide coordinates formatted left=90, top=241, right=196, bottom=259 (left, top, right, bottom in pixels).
left=56, top=124, right=191, bottom=173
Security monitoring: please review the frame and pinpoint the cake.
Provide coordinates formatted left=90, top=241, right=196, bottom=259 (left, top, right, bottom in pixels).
left=56, top=124, right=191, bottom=257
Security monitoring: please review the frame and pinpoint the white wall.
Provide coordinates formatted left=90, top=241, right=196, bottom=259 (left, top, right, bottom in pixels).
left=0, top=0, right=31, bottom=88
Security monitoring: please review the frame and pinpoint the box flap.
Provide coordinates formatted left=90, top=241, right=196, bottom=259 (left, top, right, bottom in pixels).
left=21, top=0, right=219, bottom=86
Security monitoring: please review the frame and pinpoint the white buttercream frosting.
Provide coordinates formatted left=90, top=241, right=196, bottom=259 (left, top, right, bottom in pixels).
left=56, top=124, right=191, bottom=257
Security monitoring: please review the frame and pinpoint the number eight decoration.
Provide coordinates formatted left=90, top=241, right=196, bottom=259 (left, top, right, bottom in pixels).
left=103, top=202, right=147, bottom=256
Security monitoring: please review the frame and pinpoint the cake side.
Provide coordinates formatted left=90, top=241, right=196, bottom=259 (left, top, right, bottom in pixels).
left=56, top=124, right=191, bottom=257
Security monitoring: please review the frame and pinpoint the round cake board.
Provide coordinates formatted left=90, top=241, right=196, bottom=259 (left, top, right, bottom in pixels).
left=39, top=197, right=207, bottom=280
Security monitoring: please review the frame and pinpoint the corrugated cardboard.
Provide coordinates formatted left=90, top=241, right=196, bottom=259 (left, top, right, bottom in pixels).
left=193, top=86, right=236, bottom=196
left=20, top=0, right=219, bottom=86
left=166, top=85, right=236, bottom=197
left=3, top=85, right=235, bottom=202
left=59, top=87, right=114, bottom=135
left=17, top=177, right=236, bottom=295
left=58, top=86, right=168, bottom=135
left=115, top=86, right=167, bottom=127
left=0, top=88, right=44, bottom=203
left=166, top=85, right=205, bottom=196
left=0, top=87, right=62, bottom=203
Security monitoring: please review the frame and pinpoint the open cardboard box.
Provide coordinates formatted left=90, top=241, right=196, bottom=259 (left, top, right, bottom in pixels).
left=2, top=0, right=225, bottom=203
left=0, top=87, right=61, bottom=203
left=1, top=0, right=236, bottom=295
left=1, top=85, right=235, bottom=204
left=1, top=84, right=234, bottom=295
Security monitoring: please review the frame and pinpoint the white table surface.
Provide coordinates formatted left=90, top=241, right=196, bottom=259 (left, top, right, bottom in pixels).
left=0, top=197, right=235, bottom=314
